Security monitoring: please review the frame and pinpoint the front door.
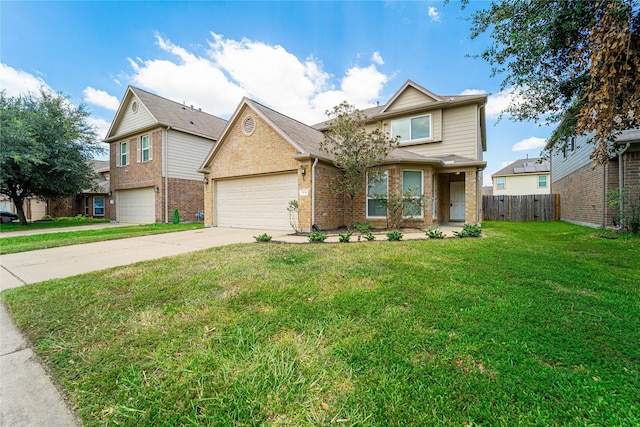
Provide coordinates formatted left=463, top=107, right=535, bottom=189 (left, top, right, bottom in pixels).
left=450, top=181, right=465, bottom=221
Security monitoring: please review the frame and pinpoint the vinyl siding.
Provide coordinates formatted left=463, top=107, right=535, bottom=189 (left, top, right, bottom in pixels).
left=404, top=104, right=478, bottom=160
left=166, top=131, right=216, bottom=180
left=385, top=86, right=438, bottom=111
left=550, top=133, right=594, bottom=183
left=112, top=97, right=155, bottom=137
left=493, top=174, right=551, bottom=195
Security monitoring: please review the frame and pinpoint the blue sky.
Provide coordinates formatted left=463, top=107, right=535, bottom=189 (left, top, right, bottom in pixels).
left=1, top=1, right=552, bottom=185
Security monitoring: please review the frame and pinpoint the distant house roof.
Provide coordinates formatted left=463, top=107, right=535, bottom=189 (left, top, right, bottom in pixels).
left=492, top=158, right=550, bottom=177
left=105, top=86, right=227, bottom=142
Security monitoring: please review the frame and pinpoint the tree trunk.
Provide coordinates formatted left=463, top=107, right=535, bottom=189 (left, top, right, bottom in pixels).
left=12, top=196, right=28, bottom=225
left=349, top=194, right=355, bottom=229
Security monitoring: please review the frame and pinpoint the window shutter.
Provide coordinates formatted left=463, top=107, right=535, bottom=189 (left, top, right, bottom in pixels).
left=149, top=136, right=153, bottom=161
left=137, top=138, right=141, bottom=163
left=116, top=143, right=121, bottom=167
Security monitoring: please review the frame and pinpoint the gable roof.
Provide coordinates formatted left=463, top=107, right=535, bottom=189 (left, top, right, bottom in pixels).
left=492, top=158, right=550, bottom=177
left=312, top=80, right=487, bottom=130
left=104, top=86, right=227, bottom=142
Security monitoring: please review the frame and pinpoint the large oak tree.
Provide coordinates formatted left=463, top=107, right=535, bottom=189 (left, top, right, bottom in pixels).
left=0, top=89, right=103, bottom=225
left=459, top=0, right=639, bottom=162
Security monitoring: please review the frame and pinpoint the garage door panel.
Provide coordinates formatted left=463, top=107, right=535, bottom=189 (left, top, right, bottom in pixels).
left=217, top=174, right=297, bottom=230
left=117, top=188, right=155, bottom=224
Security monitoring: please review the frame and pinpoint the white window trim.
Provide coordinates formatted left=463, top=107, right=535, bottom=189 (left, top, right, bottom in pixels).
left=537, top=175, right=548, bottom=188
left=402, top=170, right=424, bottom=218
left=93, top=196, right=105, bottom=216
left=140, top=134, right=152, bottom=163
left=366, top=170, right=388, bottom=218
left=391, top=114, right=432, bottom=143
left=119, top=141, right=129, bottom=167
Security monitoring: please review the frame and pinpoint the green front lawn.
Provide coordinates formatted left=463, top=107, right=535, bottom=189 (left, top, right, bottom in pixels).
left=0, top=223, right=204, bottom=254
left=0, top=218, right=110, bottom=232
left=2, top=222, right=639, bottom=426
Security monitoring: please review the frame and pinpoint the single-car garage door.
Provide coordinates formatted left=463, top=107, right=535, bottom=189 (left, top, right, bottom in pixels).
left=117, top=187, right=156, bottom=223
left=216, top=173, right=298, bottom=230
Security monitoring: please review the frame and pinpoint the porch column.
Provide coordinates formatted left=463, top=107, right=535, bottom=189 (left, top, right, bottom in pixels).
left=464, top=168, right=479, bottom=224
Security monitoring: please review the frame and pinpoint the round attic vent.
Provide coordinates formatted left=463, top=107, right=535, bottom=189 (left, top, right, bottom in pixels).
left=131, top=101, right=138, bottom=113
left=243, top=117, right=255, bottom=135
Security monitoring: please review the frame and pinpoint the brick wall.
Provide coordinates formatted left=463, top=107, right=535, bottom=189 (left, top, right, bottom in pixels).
left=167, top=178, right=203, bottom=223
left=553, top=162, right=609, bottom=227
left=312, top=162, right=346, bottom=230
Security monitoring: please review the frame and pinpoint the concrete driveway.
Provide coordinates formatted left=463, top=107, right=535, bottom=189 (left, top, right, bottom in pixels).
left=1, top=226, right=291, bottom=291
left=0, top=226, right=290, bottom=427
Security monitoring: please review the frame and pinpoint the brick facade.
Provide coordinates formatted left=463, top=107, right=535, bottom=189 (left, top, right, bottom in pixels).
left=553, top=162, right=611, bottom=227
left=49, top=194, right=111, bottom=219
left=167, top=178, right=204, bottom=223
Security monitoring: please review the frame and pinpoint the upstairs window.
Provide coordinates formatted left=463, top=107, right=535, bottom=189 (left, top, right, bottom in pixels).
left=391, top=115, right=431, bottom=142
left=140, top=135, right=152, bottom=162
left=496, top=177, right=505, bottom=190
left=538, top=175, right=548, bottom=188
left=120, top=141, right=129, bottom=166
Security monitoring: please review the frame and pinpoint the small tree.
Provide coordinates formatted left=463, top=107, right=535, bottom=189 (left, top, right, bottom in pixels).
left=319, top=102, right=399, bottom=227
left=608, top=184, right=640, bottom=234
left=373, top=185, right=426, bottom=229
left=0, top=89, right=103, bottom=225
left=287, top=199, right=300, bottom=233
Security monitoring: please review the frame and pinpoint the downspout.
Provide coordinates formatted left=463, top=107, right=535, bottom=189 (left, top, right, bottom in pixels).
left=164, top=127, right=170, bottom=223
left=617, top=143, right=631, bottom=228
left=311, top=157, right=319, bottom=229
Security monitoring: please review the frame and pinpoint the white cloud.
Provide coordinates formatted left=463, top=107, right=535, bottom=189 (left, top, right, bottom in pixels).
left=371, top=51, right=384, bottom=65
left=460, top=88, right=486, bottom=96
left=123, top=33, right=390, bottom=123
left=83, top=87, right=119, bottom=111
left=428, top=6, right=441, bottom=22
left=0, top=63, right=50, bottom=96
left=513, top=136, right=547, bottom=151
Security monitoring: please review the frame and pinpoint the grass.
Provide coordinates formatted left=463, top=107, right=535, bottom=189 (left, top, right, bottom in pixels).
left=0, top=218, right=110, bottom=233
left=0, top=223, right=204, bottom=254
left=2, top=221, right=639, bottom=426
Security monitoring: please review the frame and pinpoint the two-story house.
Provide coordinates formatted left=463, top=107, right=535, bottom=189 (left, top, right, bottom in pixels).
left=547, top=129, right=640, bottom=228
left=104, top=87, right=227, bottom=223
left=491, top=158, right=550, bottom=196
left=199, top=80, right=487, bottom=231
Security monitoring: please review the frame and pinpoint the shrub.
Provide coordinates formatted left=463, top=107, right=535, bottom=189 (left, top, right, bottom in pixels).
left=453, top=224, right=482, bottom=238
left=386, top=230, right=403, bottom=241
left=354, top=222, right=372, bottom=233
left=426, top=227, right=445, bottom=239
left=254, top=233, right=272, bottom=242
left=40, top=215, right=54, bottom=221
left=308, top=231, right=327, bottom=243
left=172, top=209, right=180, bottom=224
left=363, top=232, right=376, bottom=241
left=338, top=231, right=353, bottom=243
left=608, top=184, right=640, bottom=234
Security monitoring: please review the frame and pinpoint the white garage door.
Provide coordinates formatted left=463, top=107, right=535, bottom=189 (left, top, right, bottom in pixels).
left=216, top=173, right=298, bottom=230
left=117, top=187, right=156, bottom=224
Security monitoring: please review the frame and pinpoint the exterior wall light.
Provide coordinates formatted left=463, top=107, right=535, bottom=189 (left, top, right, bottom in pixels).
left=299, top=165, right=306, bottom=176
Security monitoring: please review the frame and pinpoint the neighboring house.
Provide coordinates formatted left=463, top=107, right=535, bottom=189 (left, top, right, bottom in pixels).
left=104, top=87, right=227, bottom=223
left=547, top=128, right=640, bottom=228
left=199, top=80, right=487, bottom=231
left=48, top=160, right=112, bottom=219
left=491, top=157, right=550, bottom=196
left=0, top=196, right=47, bottom=221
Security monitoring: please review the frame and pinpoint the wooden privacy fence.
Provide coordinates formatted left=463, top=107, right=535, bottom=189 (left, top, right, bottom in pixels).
left=483, top=194, right=560, bottom=221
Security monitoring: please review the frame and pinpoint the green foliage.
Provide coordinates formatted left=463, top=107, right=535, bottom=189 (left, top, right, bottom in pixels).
left=457, top=0, right=640, bottom=163
left=453, top=223, right=482, bottom=238
left=426, top=227, right=446, bottom=239
left=253, top=233, right=272, bottom=242
left=0, top=89, right=103, bottom=225
left=319, top=102, right=399, bottom=226
left=354, top=222, right=372, bottom=233
left=363, top=232, right=376, bottom=241
left=171, top=209, right=180, bottom=224
left=307, top=231, right=327, bottom=243
left=608, top=184, right=640, bottom=234
left=373, top=185, right=425, bottom=229
left=338, top=231, right=353, bottom=243
left=287, top=199, right=300, bottom=233
left=386, top=230, right=403, bottom=241
left=39, top=215, right=54, bottom=222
